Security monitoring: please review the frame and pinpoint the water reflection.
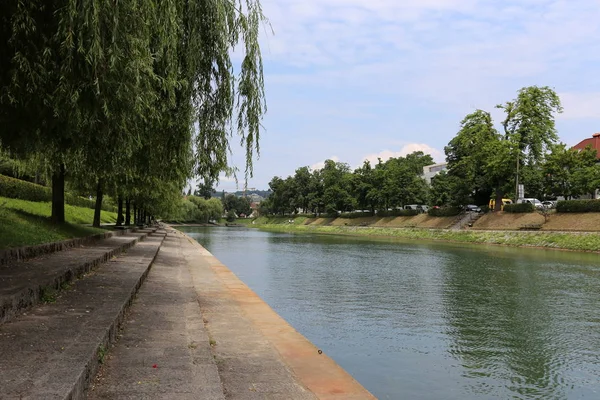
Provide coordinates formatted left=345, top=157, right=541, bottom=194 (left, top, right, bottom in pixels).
left=180, top=227, right=600, bottom=400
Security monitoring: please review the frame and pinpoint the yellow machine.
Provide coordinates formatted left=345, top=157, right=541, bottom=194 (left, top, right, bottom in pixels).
left=489, top=198, right=513, bottom=211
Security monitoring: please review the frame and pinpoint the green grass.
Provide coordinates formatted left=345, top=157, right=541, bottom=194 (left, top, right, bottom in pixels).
left=257, top=224, right=600, bottom=253
left=0, top=196, right=119, bottom=249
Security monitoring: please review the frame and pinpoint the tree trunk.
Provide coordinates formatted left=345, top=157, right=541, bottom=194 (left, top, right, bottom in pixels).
left=495, top=190, right=503, bottom=212
left=125, top=199, right=131, bottom=226
left=92, top=179, right=103, bottom=227
left=51, top=163, right=66, bottom=224
left=116, top=196, right=124, bottom=226
left=133, top=203, right=137, bottom=225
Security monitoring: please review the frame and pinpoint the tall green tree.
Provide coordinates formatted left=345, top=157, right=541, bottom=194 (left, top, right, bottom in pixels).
left=445, top=110, right=497, bottom=206
left=496, top=86, right=563, bottom=199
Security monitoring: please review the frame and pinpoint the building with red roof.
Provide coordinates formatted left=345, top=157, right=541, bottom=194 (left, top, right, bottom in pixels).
left=572, top=133, right=600, bottom=159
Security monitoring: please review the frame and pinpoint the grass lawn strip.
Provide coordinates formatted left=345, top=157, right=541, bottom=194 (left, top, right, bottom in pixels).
left=0, top=196, right=118, bottom=249
left=257, top=224, right=600, bottom=253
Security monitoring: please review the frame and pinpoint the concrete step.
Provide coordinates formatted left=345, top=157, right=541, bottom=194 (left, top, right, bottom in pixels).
left=0, top=231, right=166, bottom=399
left=88, top=230, right=225, bottom=399
left=0, top=228, right=156, bottom=325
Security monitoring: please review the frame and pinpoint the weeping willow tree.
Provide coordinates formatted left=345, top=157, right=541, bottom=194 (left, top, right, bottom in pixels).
left=0, top=0, right=268, bottom=225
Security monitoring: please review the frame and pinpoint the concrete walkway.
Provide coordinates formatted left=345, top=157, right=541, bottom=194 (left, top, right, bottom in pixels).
left=88, top=231, right=224, bottom=399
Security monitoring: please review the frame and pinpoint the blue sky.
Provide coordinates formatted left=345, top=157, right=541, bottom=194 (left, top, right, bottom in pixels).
left=215, top=0, right=600, bottom=192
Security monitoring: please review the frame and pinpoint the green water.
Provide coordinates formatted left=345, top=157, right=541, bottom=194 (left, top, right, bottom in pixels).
left=181, top=226, right=600, bottom=400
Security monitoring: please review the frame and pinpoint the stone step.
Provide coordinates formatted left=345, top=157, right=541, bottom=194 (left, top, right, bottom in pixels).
left=88, top=230, right=225, bottom=399
left=0, top=228, right=156, bottom=325
left=0, top=231, right=166, bottom=399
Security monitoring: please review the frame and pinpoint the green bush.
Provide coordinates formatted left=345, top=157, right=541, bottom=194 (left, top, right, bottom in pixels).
left=0, top=174, right=116, bottom=212
left=428, top=206, right=461, bottom=217
left=0, top=174, right=51, bottom=202
left=376, top=209, right=419, bottom=217
left=338, top=211, right=375, bottom=219
left=503, top=203, right=535, bottom=213
left=556, top=199, right=600, bottom=213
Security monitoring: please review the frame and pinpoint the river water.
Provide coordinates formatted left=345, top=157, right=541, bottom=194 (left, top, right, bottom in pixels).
left=179, top=226, right=600, bottom=400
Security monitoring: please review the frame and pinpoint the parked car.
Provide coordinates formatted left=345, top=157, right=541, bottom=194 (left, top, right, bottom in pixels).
left=404, top=204, right=427, bottom=214
left=542, top=200, right=556, bottom=209
left=465, top=204, right=482, bottom=213
left=517, top=198, right=544, bottom=209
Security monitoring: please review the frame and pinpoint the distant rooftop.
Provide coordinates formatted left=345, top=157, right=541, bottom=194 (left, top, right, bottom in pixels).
left=572, top=133, right=600, bottom=159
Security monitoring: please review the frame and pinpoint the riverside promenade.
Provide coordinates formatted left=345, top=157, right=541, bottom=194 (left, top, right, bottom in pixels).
left=0, top=226, right=375, bottom=399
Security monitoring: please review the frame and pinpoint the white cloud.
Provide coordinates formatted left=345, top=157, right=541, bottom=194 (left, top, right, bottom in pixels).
left=362, top=144, right=444, bottom=165
left=558, top=92, right=600, bottom=120
left=261, top=0, right=600, bottom=110
left=310, top=156, right=340, bottom=171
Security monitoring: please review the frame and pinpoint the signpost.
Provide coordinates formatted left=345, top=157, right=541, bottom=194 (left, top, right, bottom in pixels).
left=517, top=184, right=524, bottom=200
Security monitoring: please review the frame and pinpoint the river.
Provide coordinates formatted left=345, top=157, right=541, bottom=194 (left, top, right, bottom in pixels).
left=179, top=226, right=600, bottom=400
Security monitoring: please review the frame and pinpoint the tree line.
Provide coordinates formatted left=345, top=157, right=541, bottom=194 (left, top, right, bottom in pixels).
left=262, top=86, right=600, bottom=216
left=0, top=0, right=267, bottom=226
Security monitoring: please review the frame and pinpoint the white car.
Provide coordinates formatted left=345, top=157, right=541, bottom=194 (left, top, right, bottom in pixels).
left=517, top=198, right=544, bottom=209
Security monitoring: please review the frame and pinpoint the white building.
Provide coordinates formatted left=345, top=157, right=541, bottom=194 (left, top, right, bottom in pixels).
left=422, top=162, right=447, bottom=185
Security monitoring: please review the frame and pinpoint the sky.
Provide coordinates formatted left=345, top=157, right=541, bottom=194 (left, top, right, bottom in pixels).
left=214, top=0, right=600, bottom=192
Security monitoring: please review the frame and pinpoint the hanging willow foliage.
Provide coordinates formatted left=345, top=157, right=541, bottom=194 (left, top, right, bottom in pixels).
left=0, top=0, right=268, bottom=221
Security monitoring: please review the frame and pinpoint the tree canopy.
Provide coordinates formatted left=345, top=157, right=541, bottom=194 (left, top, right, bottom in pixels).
left=0, top=0, right=268, bottom=226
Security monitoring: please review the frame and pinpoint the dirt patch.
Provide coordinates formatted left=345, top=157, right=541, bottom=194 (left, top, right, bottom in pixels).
left=473, top=212, right=545, bottom=230
left=541, top=213, right=600, bottom=231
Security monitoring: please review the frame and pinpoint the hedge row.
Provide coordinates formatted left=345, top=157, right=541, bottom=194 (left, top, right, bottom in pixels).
left=376, top=209, right=419, bottom=217
left=428, top=206, right=462, bottom=217
left=503, top=203, right=535, bottom=213
left=556, top=199, right=600, bottom=213
left=0, top=174, right=116, bottom=212
left=338, top=211, right=375, bottom=219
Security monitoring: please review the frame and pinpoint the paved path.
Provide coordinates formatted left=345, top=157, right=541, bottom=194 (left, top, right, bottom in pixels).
left=88, top=231, right=224, bottom=399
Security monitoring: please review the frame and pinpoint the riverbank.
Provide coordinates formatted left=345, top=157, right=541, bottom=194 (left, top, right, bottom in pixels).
left=255, top=223, right=600, bottom=252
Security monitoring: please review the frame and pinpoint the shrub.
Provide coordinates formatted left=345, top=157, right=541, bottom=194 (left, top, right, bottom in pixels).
left=503, top=203, right=535, bottom=213
left=0, top=174, right=116, bottom=212
left=338, top=211, right=375, bottom=219
left=428, top=206, right=461, bottom=217
left=0, top=174, right=51, bottom=202
left=226, top=210, right=237, bottom=222
left=556, top=199, right=600, bottom=213
left=376, top=209, right=419, bottom=217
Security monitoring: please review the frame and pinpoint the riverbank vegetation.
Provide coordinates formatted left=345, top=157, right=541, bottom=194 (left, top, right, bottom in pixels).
left=259, top=87, right=600, bottom=217
left=0, top=197, right=117, bottom=249
left=256, top=223, right=600, bottom=252
left=0, top=0, right=267, bottom=231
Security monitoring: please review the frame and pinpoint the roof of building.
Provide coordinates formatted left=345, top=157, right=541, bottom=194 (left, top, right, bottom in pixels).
left=572, top=133, right=600, bottom=159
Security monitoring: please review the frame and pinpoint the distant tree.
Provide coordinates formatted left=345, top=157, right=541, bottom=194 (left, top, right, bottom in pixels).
left=543, top=144, right=599, bottom=199
left=429, top=171, right=454, bottom=206
left=496, top=86, right=563, bottom=200
left=194, top=179, right=215, bottom=199
left=445, top=109, right=497, bottom=206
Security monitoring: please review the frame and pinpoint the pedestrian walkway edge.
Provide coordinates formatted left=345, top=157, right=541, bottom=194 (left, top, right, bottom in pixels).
left=173, top=228, right=376, bottom=400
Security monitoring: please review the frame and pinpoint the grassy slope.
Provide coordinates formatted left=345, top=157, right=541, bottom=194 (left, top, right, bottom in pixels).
left=0, top=196, right=118, bottom=249
left=254, top=221, right=600, bottom=252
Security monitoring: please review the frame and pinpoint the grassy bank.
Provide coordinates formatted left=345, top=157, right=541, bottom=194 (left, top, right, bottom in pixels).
left=0, top=196, right=118, bottom=249
left=256, top=224, right=600, bottom=253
